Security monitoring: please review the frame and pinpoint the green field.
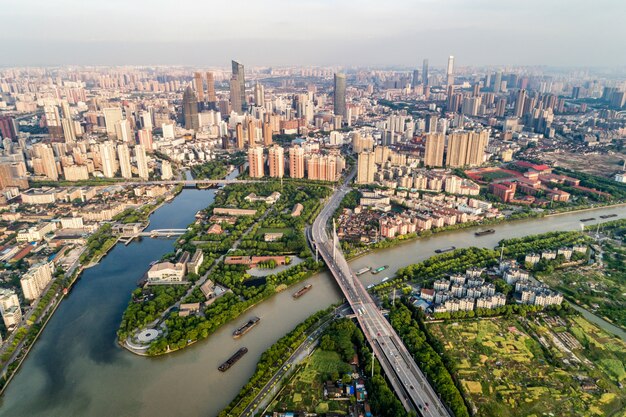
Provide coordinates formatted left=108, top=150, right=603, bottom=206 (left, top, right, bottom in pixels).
left=539, top=241, right=626, bottom=329
left=479, top=170, right=518, bottom=181
left=269, top=349, right=352, bottom=414
left=428, top=315, right=626, bottom=417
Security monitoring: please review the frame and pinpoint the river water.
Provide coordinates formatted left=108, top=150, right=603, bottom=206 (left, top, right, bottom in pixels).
left=0, top=194, right=623, bottom=417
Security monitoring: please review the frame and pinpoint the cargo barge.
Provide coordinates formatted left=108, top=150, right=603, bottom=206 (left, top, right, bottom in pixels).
left=435, top=246, right=456, bottom=254
left=233, top=317, right=260, bottom=339
left=355, top=267, right=371, bottom=276
left=293, top=284, right=312, bottom=298
left=371, top=265, right=389, bottom=275
left=218, top=347, right=248, bottom=372
left=600, top=214, right=617, bottom=219
left=580, top=218, right=596, bottom=222
left=474, top=229, right=495, bottom=237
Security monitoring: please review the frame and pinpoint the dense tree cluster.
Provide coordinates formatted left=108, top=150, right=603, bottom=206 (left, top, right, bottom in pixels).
left=79, top=224, right=118, bottom=264
left=191, top=160, right=228, bottom=180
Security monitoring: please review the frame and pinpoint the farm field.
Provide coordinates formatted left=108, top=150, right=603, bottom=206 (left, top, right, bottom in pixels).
left=428, top=314, right=626, bottom=417
left=268, top=349, right=353, bottom=415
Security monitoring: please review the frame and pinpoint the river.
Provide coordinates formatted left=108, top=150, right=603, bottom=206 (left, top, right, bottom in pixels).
left=0, top=194, right=623, bottom=417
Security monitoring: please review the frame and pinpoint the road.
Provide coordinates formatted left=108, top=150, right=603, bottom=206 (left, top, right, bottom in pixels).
left=309, top=169, right=451, bottom=417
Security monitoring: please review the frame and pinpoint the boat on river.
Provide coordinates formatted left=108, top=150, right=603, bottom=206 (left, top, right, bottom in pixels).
left=435, top=246, right=456, bottom=254
left=355, top=267, right=371, bottom=276
left=233, top=317, right=260, bottom=339
left=293, top=284, right=312, bottom=299
left=218, top=347, right=248, bottom=372
left=475, top=229, right=495, bottom=237
left=371, top=265, right=389, bottom=275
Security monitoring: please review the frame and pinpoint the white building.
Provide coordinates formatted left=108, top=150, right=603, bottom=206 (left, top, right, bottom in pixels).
left=147, top=261, right=186, bottom=284
left=20, top=262, right=54, bottom=301
left=16, top=222, right=57, bottom=242
left=0, top=289, right=22, bottom=330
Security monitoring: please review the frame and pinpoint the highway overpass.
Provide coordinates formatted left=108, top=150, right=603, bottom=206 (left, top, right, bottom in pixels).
left=309, top=172, right=451, bottom=417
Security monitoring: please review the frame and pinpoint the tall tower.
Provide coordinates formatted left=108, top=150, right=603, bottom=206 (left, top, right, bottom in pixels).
left=493, top=71, right=503, bottom=93
left=247, top=146, right=264, bottom=178
left=247, top=120, right=256, bottom=147
left=411, top=69, right=419, bottom=89
left=36, top=144, right=59, bottom=181
left=135, top=145, right=149, bottom=180
left=231, top=60, right=246, bottom=112
left=193, top=72, right=204, bottom=102
left=206, top=72, right=216, bottom=104
left=268, top=144, right=284, bottom=178
left=356, top=151, right=376, bottom=184
left=263, top=122, right=273, bottom=146
left=236, top=123, right=245, bottom=149
left=515, top=89, right=527, bottom=118
left=182, top=86, right=199, bottom=131
left=445, top=131, right=469, bottom=168
left=333, top=73, right=347, bottom=120
left=446, top=56, right=455, bottom=86
left=254, top=82, right=265, bottom=107
left=229, top=77, right=242, bottom=114
left=117, top=143, right=132, bottom=179
left=99, top=141, right=118, bottom=178
left=289, top=145, right=305, bottom=179
left=422, top=59, right=429, bottom=87
left=423, top=133, right=445, bottom=167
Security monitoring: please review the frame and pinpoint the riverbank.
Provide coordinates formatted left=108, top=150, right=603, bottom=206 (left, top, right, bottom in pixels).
left=342, top=200, right=625, bottom=261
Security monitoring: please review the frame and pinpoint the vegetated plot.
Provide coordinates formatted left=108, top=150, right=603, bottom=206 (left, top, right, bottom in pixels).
left=428, top=315, right=626, bottom=417
left=270, top=349, right=351, bottom=415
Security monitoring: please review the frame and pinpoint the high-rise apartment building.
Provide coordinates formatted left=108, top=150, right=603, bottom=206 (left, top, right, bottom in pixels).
left=20, top=262, right=53, bottom=301
left=333, top=73, right=347, bottom=120
left=35, top=144, right=59, bottom=181
left=135, top=145, right=149, bottom=180
left=115, top=119, right=133, bottom=142
left=206, top=72, right=216, bottom=104
left=103, top=107, right=123, bottom=139
left=182, top=86, right=199, bottom=131
left=515, top=89, right=527, bottom=118
left=236, top=123, right=245, bottom=149
left=193, top=72, right=204, bottom=102
left=263, top=122, right=273, bottom=146
left=254, top=82, right=265, bottom=107
left=289, top=145, right=305, bottom=178
left=357, top=151, right=376, bottom=184
left=0, top=288, right=22, bottom=329
left=445, top=130, right=488, bottom=167
left=268, top=145, right=284, bottom=178
left=423, top=133, right=445, bottom=167
left=0, top=116, right=17, bottom=140
left=247, top=120, right=257, bottom=147
left=231, top=60, right=246, bottom=112
left=138, top=129, right=153, bottom=151
left=248, top=146, right=264, bottom=178
left=99, top=141, right=118, bottom=178
left=493, top=71, right=503, bottom=93
left=117, top=143, right=132, bottom=179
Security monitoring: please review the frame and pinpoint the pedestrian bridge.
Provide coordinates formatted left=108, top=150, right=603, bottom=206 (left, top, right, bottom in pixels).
left=138, top=229, right=187, bottom=237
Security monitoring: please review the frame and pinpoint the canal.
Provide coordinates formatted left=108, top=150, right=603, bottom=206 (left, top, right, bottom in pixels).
left=0, top=194, right=623, bottom=417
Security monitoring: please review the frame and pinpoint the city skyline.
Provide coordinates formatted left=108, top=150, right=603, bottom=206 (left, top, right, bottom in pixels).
left=1, top=0, right=625, bottom=67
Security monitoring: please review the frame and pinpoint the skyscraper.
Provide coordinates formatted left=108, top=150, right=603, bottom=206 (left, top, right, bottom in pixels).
left=356, top=151, right=376, bottom=184
left=423, top=133, right=445, bottom=167
left=268, top=144, right=284, bottom=178
left=232, top=60, right=246, bottom=112
left=493, top=71, right=503, bottom=93
left=99, top=141, right=118, bottom=178
left=135, top=145, right=149, bottom=180
left=411, top=69, right=419, bottom=89
left=333, top=73, right=347, bottom=120
left=289, top=145, right=305, bottom=178
left=422, top=59, right=429, bottom=87
left=446, top=56, right=455, bottom=86
left=182, top=86, right=199, bottom=131
left=248, top=146, right=264, bottom=178
left=117, top=143, right=132, bottom=179
left=193, top=72, right=204, bottom=102
left=206, top=72, right=216, bottom=104
left=515, top=89, right=527, bottom=118
left=229, top=77, right=242, bottom=114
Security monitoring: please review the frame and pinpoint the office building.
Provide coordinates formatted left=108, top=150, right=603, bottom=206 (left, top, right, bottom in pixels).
left=248, top=146, right=264, bottom=178
left=182, top=86, right=199, bottom=131
left=229, top=77, right=242, bottom=114
left=232, top=60, right=246, bottom=112
left=334, top=73, right=347, bottom=120
left=422, top=59, right=429, bottom=86
left=357, top=151, right=376, bottom=184
left=423, top=133, right=445, bottom=167
left=411, top=69, right=419, bottom=89
left=289, top=145, right=305, bottom=178
left=446, top=56, right=454, bottom=86
left=268, top=144, right=284, bottom=178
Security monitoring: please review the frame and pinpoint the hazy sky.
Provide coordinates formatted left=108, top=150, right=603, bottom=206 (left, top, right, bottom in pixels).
left=1, top=0, right=625, bottom=68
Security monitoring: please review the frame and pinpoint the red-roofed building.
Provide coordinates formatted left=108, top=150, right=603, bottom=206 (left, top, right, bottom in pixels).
left=514, top=161, right=552, bottom=174
left=490, top=182, right=516, bottom=202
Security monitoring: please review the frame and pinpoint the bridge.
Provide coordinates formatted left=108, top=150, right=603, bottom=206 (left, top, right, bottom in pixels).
left=115, top=179, right=260, bottom=187
left=309, top=171, right=451, bottom=417
left=138, top=229, right=187, bottom=237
